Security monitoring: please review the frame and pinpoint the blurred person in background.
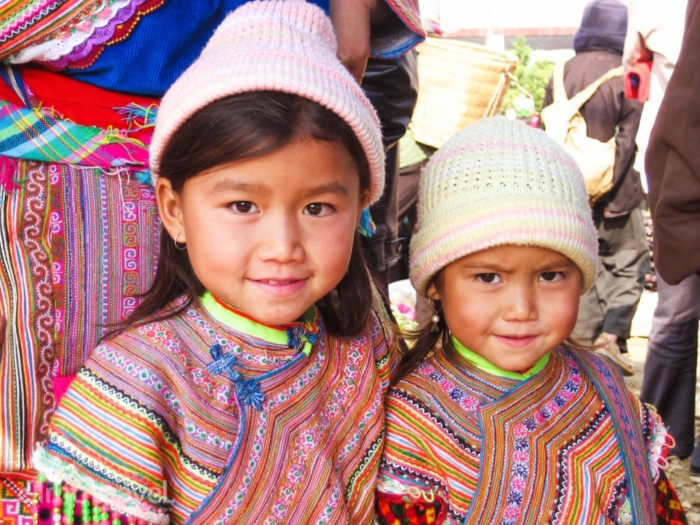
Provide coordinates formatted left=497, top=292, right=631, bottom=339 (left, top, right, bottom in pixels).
left=630, top=0, right=700, bottom=475
left=543, top=0, right=646, bottom=376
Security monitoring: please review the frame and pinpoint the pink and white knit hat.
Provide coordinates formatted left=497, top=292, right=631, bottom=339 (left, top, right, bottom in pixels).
left=410, top=116, right=599, bottom=296
left=149, top=0, right=385, bottom=203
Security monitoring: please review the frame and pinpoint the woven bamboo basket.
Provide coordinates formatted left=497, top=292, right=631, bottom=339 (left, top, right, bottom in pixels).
left=410, top=38, right=519, bottom=148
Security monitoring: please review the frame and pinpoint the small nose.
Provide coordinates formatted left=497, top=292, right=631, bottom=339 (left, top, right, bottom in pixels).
left=257, top=212, right=304, bottom=262
left=503, top=281, right=538, bottom=321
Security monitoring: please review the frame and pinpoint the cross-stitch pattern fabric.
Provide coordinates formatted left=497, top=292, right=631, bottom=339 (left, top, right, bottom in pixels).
left=0, top=476, right=52, bottom=524
left=0, top=476, right=35, bottom=524
left=35, top=297, right=398, bottom=524
left=655, top=470, right=690, bottom=525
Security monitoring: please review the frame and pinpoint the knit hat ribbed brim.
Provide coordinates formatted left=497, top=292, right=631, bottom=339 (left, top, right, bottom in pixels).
left=149, top=0, right=385, bottom=203
left=409, top=116, right=599, bottom=296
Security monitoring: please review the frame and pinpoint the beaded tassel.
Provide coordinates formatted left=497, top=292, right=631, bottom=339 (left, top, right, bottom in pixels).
left=79, top=492, right=91, bottom=523
left=63, top=485, right=77, bottom=523
left=51, top=482, right=63, bottom=524
left=32, top=474, right=44, bottom=525
left=32, top=473, right=153, bottom=525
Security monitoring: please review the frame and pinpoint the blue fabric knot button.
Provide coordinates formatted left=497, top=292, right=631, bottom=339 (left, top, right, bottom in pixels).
left=236, top=379, right=265, bottom=410
left=207, top=344, right=241, bottom=382
left=286, top=323, right=319, bottom=352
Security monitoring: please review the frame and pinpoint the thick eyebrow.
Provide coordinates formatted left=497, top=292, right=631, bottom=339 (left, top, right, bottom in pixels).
left=300, top=182, right=350, bottom=199
left=209, top=178, right=265, bottom=195
left=460, top=261, right=512, bottom=272
left=538, top=259, right=578, bottom=271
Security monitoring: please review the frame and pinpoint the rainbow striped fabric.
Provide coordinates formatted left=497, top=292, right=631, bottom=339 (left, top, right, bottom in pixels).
left=0, top=159, right=159, bottom=473
left=35, top=297, right=398, bottom=524
left=377, top=346, right=669, bottom=524
left=0, top=160, right=55, bottom=473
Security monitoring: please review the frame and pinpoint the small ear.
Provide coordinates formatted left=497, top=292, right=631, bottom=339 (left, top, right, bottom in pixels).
left=355, top=189, right=371, bottom=228
left=156, top=178, right=185, bottom=242
left=426, top=282, right=441, bottom=301
left=359, top=189, right=370, bottom=210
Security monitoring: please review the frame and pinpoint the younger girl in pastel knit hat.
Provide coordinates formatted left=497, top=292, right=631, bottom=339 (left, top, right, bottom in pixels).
left=375, top=117, right=686, bottom=525
left=33, top=2, right=400, bottom=523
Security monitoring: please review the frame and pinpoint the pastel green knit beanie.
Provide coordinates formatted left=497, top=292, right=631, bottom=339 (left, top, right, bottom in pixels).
left=409, top=116, right=598, bottom=296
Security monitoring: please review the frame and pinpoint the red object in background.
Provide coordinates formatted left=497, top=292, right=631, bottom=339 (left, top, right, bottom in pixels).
left=625, top=61, right=652, bottom=102
left=0, top=65, right=158, bottom=139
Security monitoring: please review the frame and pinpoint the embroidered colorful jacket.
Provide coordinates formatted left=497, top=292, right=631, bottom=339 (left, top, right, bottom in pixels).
left=377, top=346, right=684, bottom=525
left=34, top=296, right=399, bottom=524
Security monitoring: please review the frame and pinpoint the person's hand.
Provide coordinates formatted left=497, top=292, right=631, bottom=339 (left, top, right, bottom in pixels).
left=330, top=0, right=392, bottom=83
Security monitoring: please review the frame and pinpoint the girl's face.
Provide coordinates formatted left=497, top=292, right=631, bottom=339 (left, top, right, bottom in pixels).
left=428, top=245, right=582, bottom=373
left=157, top=138, right=368, bottom=326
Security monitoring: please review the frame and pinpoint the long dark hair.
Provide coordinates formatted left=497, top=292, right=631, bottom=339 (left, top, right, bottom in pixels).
left=116, top=91, right=373, bottom=338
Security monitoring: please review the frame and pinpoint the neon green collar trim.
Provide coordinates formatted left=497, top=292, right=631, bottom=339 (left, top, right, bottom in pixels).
left=450, top=335, right=550, bottom=380
left=200, top=291, right=315, bottom=355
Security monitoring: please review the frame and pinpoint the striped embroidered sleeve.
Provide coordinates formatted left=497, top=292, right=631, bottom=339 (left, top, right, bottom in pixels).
left=376, top=387, right=452, bottom=523
left=636, top=396, right=689, bottom=522
left=33, top=343, right=176, bottom=524
left=630, top=388, right=673, bottom=485
left=377, top=388, right=449, bottom=502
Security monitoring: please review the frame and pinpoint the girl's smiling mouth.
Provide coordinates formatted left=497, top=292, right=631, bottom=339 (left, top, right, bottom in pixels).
left=494, top=334, right=539, bottom=348
left=250, top=277, right=309, bottom=296
left=256, top=279, right=304, bottom=285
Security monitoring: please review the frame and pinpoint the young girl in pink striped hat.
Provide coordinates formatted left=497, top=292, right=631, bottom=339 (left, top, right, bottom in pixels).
left=375, top=116, right=686, bottom=525
left=33, top=2, right=402, bottom=523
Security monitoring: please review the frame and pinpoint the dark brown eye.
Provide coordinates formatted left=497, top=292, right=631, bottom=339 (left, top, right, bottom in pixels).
left=304, top=203, right=333, bottom=216
left=540, top=271, right=562, bottom=282
left=232, top=201, right=257, bottom=214
left=306, top=203, right=322, bottom=215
